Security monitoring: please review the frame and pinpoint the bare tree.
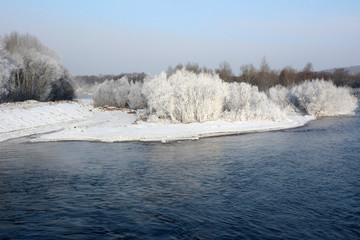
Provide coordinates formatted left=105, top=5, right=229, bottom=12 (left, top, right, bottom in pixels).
left=300, top=62, right=314, bottom=81
left=303, top=62, right=313, bottom=73
left=185, top=62, right=201, bottom=74
left=279, top=66, right=298, bottom=86
left=216, top=61, right=233, bottom=81
left=240, top=64, right=258, bottom=84
left=174, top=63, right=184, bottom=73
left=201, top=66, right=212, bottom=73
left=255, top=57, right=272, bottom=91
left=332, top=68, right=350, bottom=86
left=166, top=65, right=174, bottom=76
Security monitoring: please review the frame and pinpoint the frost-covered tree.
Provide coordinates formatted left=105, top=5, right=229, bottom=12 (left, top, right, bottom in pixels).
left=1, top=32, right=74, bottom=102
left=0, top=37, right=17, bottom=102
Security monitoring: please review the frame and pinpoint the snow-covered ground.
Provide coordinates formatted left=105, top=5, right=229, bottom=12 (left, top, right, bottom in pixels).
left=0, top=100, right=95, bottom=142
left=0, top=97, right=315, bottom=143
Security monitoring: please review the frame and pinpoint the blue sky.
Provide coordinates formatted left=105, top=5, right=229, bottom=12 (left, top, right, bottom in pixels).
left=1, top=0, right=360, bottom=75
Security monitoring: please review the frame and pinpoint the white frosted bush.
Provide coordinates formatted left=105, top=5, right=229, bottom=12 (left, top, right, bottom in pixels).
left=268, top=85, right=297, bottom=115
left=95, top=70, right=358, bottom=124
left=128, top=80, right=146, bottom=109
left=93, top=76, right=146, bottom=109
left=93, top=78, right=127, bottom=108
left=141, top=72, right=174, bottom=121
left=142, top=70, right=289, bottom=123
left=289, top=79, right=357, bottom=116
left=142, top=69, right=226, bottom=123
left=224, top=82, right=287, bottom=121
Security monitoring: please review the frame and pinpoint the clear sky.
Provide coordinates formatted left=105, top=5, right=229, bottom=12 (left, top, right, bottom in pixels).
left=1, top=0, right=359, bottom=76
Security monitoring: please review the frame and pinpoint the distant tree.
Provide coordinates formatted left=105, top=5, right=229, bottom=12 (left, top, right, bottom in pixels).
left=240, top=64, right=257, bottom=84
left=201, top=65, right=212, bottom=73
left=332, top=68, right=350, bottom=86
left=303, top=62, right=313, bottom=73
left=166, top=65, right=174, bottom=76
left=255, top=57, right=273, bottom=91
left=350, top=73, right=360, bottom=88
left=299, top=62, right=314, bottom=81
left=259, top=57, right=270, bottom=73
left=279, top=66, right=298, bottom=86
left=185, top=62, right=201, bottom=74
left=174, top=63, right=184, bottom=73
left=216, top=61, right=233, bottom=81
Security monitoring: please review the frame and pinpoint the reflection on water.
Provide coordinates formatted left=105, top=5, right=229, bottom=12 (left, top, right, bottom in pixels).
left=0, top=109, right=359, bottom=239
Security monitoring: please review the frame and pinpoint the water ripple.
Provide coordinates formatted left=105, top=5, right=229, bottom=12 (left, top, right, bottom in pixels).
left=0, top=112, right=359, bottom=239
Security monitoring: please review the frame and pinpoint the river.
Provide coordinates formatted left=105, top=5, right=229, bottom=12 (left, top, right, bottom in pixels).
left=0, top=108, right=359, bottom=239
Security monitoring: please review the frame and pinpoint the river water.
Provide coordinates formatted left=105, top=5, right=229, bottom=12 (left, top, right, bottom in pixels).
left=0, top=108, right=359, bottom=239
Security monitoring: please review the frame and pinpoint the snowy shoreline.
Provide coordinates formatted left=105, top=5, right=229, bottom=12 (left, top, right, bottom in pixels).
left=0, top=99, right=315, bottom=143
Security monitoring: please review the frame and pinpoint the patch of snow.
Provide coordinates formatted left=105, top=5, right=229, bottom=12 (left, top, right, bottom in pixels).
left=32, top=114, right=314, bottom=143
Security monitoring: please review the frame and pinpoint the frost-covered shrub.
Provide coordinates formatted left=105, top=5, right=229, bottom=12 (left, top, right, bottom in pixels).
left=128, top=80, right=146, bottom=109
left=143, top=70, right=358, bottom=123
left=268, top=85, right=297, bottom=114
left=268, top=80, right=358, bottom=117
left=141, top=72, right=174, bottom=121
left=288, top=79, right=357, bottom=116
left=93, top=76, right=146, bottom=109
left=142, top=69, right=227, bottom=123
left=94, top=78, right=130, bottom=108
left=224, top=82, right=287, bottom=121
left=96, top=70, right=358, bottom=123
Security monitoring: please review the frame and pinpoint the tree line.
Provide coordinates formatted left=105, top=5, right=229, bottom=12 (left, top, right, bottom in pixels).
left=73, top=72, right=147, bottom=93
left=75, top=59, right=360, bottom=95
left=166, top=59, right=360, bottom=91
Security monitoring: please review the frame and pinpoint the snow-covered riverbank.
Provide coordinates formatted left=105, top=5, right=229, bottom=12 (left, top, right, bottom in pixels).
left=0, top=100, right=93, bottom=142
left=0, top=99, right=314, bottom=143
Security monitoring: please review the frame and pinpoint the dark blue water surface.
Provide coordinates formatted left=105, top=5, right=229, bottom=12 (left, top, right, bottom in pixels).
left=1, top=109, right=359, bottom=239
